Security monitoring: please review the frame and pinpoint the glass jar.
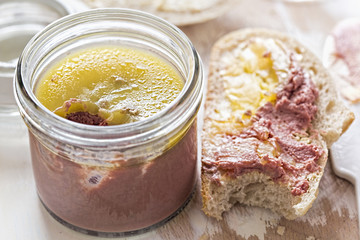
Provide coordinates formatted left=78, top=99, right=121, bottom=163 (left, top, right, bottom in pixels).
left=14, top=9, right=203, bottom=236
left=0, top=0, right=87, bottom=114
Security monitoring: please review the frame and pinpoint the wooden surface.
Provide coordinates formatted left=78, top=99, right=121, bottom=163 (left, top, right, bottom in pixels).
left=1, top=0, right=359, bottom=239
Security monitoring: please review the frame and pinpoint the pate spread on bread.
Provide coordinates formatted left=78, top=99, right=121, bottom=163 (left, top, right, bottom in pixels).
left=201, top=29, right=354, bottom=220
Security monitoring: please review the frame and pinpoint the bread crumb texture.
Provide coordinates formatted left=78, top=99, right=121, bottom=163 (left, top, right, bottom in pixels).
left=276, top=225, right=285, bottom=235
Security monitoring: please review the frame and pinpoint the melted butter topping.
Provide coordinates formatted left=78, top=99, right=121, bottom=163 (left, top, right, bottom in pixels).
left=35, top=46, right=184, bottom=125
left=220, top=38, right=290, bottom=126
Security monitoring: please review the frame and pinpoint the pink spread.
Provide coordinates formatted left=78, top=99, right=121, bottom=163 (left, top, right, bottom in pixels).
left=202, top=65, right=324, bottom=196
left=30, top=123, right=197, bottom=233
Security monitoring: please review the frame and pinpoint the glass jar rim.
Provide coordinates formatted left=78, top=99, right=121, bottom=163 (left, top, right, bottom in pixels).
left=15, top=8, right=204, bottom=148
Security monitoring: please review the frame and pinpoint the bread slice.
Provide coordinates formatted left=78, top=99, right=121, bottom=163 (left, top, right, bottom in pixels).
left=201, top=28, right=354, bottom=220
left=323, top=18, right=360, bottom=104
left=80, top=0, right=233, bottom=26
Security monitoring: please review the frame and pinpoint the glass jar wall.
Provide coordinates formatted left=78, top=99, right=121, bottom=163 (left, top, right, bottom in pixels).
left=14, top=9, right=203, bottom=236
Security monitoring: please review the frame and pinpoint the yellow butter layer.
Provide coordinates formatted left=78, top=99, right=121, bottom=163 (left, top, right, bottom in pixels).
left=223, top=40, right=279, bottom=122
left=206, top=39, right=290, bottom=137
left=35, top=46, right=184, bottom=125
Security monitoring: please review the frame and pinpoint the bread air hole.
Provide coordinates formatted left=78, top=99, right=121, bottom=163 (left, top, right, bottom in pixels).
left=326, top=100, right=335, bottom=113
left=294, top=47, right=303, bottom=54
left=309, top=66, right=317, bottom=75
left=316, top=82, right=323, bottom=90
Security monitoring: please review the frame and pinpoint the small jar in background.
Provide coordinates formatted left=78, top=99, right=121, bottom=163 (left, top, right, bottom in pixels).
left=14, top=9, right=204, bottom=236
left=0, top=0, right=86, bottom=114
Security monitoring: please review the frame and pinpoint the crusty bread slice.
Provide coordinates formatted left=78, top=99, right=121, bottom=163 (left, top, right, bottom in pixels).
left=201, top=28, right=354, bottom=220
left=323, top=18, right=360, bottom=104
left=80, top=0, right=233, bottom=26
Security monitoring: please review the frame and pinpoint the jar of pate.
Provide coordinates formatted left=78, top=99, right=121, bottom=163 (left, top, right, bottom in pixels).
left=14, top=9, right=203, bottom=236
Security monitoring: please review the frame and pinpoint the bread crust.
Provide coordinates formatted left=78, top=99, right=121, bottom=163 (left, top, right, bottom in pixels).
left=201, top=28, right=354, bottom=220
